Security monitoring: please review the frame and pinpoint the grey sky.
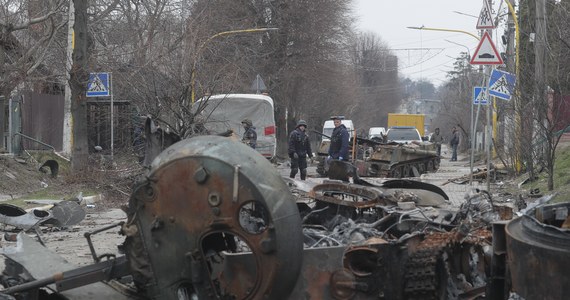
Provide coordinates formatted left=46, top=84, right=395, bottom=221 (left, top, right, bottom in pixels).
left=354, top=0, right=506, bottom=86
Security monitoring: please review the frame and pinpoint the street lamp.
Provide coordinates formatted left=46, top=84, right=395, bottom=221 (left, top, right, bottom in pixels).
left=407, top=26, right=480, bottom=41
left=190, top=27, right=279, bottom=105
left=444, top=39, right=471, bottom=60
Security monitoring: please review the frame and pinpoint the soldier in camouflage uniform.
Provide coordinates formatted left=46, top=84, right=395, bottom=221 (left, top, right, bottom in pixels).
left=241, top=119, right=257, bottom=149
left=288, top=120, right=313, bottom=180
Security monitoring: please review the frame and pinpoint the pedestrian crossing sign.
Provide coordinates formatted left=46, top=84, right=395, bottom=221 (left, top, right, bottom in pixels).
left=473, top=87, right=488, bottom=105
left=87, top=73, right=110, bottom=97
left=476, top=0, right=495, bottom=29
left=488, top=69, right=516, bottom=100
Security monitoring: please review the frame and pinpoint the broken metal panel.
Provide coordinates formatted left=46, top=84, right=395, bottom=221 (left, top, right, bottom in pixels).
left=309, top=182, right=387, bottom=208
left=41, top=200, right=86, bottom=227
left=381, top=179, right=449, bottom=200
left=0, top=204, right=51, bottom=230
left=309, top=179, right=448, bottom=210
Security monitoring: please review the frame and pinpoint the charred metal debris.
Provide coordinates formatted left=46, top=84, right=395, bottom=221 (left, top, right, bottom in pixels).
left=0, top=137, right=568, bottom=299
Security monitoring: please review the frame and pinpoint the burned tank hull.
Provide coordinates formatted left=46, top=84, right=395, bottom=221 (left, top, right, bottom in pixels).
left=357, top=143, right=440, bottom=178
left=317, top=141, right=440, bottom=178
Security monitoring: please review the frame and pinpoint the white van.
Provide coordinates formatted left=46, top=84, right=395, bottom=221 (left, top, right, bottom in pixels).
left=194, top=94, right=276, bottom=159
left=322, top=119, right=354, bottom=141
left=368, top=127, right=386, bottom=140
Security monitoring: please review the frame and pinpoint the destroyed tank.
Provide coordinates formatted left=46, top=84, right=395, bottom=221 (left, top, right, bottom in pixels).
left=356, top=141, right=440, bottom=178
left=316, top=138, right=440, bottom=178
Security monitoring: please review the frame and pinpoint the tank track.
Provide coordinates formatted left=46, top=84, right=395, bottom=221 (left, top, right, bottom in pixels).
left=403, top=228, right=492, bottom=300
left=404, top=232, right=451, bottom=300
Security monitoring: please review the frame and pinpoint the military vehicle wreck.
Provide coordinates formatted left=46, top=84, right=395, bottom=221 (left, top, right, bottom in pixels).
left=0, top=136, right=568, bottom=299
left=316, top=137, right=440, bottom=179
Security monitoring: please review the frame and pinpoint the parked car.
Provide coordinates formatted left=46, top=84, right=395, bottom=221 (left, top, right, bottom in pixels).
left=368, top=127, right=386, bottom=142
left=385, top=126, right=422, bottom=144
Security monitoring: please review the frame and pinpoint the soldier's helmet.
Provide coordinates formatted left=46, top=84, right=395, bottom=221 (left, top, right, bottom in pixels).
left=296, top=120, right=308, bottom=128
left=241, top=119, right=253, bottom=127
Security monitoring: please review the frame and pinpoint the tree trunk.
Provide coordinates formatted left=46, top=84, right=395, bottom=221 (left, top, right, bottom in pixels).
left=0, top=94, right=5, bottom=152
left=70, top=0, right=89, bottom=172
left=0, top=27, right=6, bottom=151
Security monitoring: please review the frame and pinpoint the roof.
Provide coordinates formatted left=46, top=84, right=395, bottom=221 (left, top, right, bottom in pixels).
left=198, top=94, right=274, bottom=106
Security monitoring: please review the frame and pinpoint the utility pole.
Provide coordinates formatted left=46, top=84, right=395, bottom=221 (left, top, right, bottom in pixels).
left=485, top=0, right=493, bottom=192
left=63, top=1, right=75, bottom=156
left=0, top=26, right=6, bottom=151
left=533, top=0, right=547, bottom=180
left=502, top=0, right=515, bottom=156
left=70, top=0, right=89, bottom=172
left=506, top=1, right=515, bottom=83
left=505, top=0, right=522, bottom=173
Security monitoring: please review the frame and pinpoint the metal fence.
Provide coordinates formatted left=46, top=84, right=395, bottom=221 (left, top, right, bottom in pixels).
left=20, top=92, right=64, bottom=151
left=12, top=92, right=135, bottom=155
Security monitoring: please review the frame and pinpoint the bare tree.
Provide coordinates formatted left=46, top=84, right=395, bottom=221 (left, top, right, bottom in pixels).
left=349, top=32, right=401, bottom=130
left=534, top=0, right=570, bottom=190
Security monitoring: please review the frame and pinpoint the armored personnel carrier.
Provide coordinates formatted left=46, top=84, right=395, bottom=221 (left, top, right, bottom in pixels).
left=316, top=137, right=440, bottom=178
left=356, top=141, right=440, bottom=178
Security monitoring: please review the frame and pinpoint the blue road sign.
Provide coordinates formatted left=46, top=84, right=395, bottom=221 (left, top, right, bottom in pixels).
left=473, top=87, right=488, bottom=105
left=87, top=73, right=110, bottom=97
left=488, top=69, right=515, bottom=100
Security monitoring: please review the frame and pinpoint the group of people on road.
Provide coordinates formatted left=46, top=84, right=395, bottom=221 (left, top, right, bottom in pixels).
left=288, top=116, right=349, bottom=180
left=430, top=126, right=460, bottom=161
left=243, top=115, right=461, bottom=181
left=241, top=115, right=349, bottom=181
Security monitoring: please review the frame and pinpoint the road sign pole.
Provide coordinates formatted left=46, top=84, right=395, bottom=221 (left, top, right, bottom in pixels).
left=471, top=86, right=484, bottom=185
left=109, top=73, right=113, bottom=160
left=486, top=66, right=492, bottom=192
left=470, top=91, right=474, bottom=185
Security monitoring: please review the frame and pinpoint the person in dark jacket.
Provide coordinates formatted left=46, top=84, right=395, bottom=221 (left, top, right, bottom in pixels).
left=430, top=127, right=444, bottom=157
left=241, top=119, right=257, bottom=149
left=328, top=116, right=349, bottom=161
left=288, top=120, right=313, bottom=180
left=450, top=126, right=460, bottom=161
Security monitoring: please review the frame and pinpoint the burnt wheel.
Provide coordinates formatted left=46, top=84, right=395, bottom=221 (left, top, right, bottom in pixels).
left=391, top=167, right=402, bottom=178
left=426, top=160, right=435, bottom=172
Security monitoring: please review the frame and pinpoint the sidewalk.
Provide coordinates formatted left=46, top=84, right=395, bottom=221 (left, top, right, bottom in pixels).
left=420, top=145, right=486, bottom=207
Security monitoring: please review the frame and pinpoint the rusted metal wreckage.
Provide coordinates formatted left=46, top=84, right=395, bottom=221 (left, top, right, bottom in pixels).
left=0, top=136, right=568, bottom=299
